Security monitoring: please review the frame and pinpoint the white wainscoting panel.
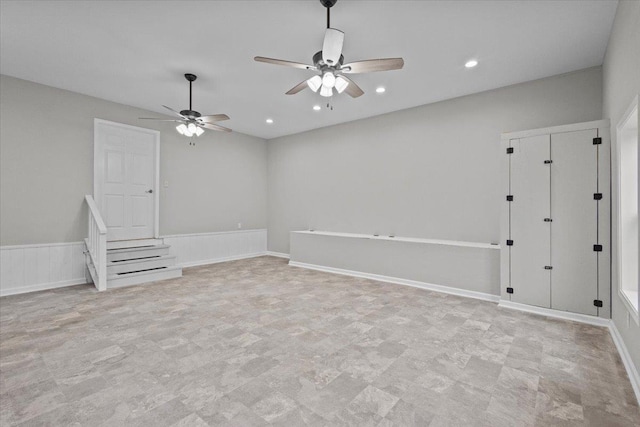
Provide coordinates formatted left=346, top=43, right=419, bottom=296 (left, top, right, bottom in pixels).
left=0, top=242, right=87, bottom=296
left=163, top=229, right=268, bottom=268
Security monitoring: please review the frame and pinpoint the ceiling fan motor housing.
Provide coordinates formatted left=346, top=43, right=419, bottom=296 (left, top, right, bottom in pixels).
left=180, top=110, right=201, bottom=119
left=313, top=51, right=344, bottom=69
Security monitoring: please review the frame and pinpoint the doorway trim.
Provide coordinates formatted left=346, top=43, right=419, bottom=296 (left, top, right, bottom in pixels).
left=93, top=118, right=160, bottom=239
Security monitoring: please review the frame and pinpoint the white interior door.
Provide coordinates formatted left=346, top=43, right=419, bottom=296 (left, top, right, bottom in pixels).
left=551, top=129, right=598, bottom=315
left=510, top=135, right=551, bottom=308
left=94, top=120, right=159, bottom=241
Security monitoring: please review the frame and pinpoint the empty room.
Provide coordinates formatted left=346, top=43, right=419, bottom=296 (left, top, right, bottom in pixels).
left=1, top=0, right=639, bottom=426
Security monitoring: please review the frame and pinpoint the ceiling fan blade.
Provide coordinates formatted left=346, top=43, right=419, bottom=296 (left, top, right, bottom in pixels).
left=199, top=114, right=230, bottom=123
left=254, top=56, right=315, bottom=70
left=342, top=58, right=405, bottom=74
left=138, top=118, right=183, bottom=122
left=162, top=105, right=186, bottom=118
left=201, top=123, right=232, bottom=133
left=337, top=75, right=364, bottom=98
left=285, top=80, right=310, bottom=95
left=322, top=28, right=344, bottom=66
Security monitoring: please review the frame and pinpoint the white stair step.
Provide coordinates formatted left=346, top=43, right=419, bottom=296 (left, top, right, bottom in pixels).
left=107, top=238, right=164, bottom=250
left=107, top=266, right=182, bottom=289
left=107, top=245, right=170, bottom=262
left=107, top=255, right=176, bottom=275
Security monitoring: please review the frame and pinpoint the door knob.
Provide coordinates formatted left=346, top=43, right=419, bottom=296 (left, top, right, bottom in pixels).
left=146, top=189, right=153, bottom=194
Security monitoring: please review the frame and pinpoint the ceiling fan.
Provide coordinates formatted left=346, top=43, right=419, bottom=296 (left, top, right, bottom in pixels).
left=254, top=0, right=404, bottom=99
left=139, top=73, right=231, bottom=138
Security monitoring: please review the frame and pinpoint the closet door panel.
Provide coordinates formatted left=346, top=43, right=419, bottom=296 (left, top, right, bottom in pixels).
left=597, top=132, right=611, bottom=319
left=510, top=135, right=551, bottom=308
left=551, top=129, right=598, bottom=315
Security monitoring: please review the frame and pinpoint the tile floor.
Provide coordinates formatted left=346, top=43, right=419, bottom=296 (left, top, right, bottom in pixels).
left=1, top=256, right=638, bottom=426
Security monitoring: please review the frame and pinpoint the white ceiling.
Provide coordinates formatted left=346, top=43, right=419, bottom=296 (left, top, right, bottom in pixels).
left=0, top=0, right=617, bottom=139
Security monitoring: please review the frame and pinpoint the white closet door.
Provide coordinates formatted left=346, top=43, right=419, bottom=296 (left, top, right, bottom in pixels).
left=510, top=135, right=551, bottom=308
left=551, top=129, right=598, bottom=315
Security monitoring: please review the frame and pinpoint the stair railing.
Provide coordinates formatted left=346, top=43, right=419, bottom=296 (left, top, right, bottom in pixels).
left=84, top=195, right=107, bottom=291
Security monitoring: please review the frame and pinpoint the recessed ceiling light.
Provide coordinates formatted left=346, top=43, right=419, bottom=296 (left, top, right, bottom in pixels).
left=465, top=59, right=478, bottom=68
left=266, top=118, right=274, bottom=124
left=376, top=87, right=386, bottom=94
left=313, top=105, right=321, bottom=111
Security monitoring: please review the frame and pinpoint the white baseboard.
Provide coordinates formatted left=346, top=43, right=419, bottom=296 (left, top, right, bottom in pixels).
left=181, top=252, right=268, bottom=268
left=288, top=261, right=500, bottom=303
left=265, top=251, right=290, bottom=259
left=498, top=300, right=611, bottom=327
left=0, top=278, right=88, bottom=297
left=609, top=321, right=640, bottom=404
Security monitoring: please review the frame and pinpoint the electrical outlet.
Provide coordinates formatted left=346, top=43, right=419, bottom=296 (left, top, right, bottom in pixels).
left=164, top=181, right=169, bottom=188
left=237, top=223, right=242, bottom=229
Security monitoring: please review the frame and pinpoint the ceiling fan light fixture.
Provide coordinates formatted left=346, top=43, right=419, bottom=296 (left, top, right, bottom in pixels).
left=254, top=0, right=404, bottom=100
left=307, top=75, right=322, bottom=92
left=335, top=76, right=349, bottom=93
left=176, top=123, right=187, bottom=135
left=320, top=85, right=333, bottom=97
left=187, top=123, right=197, bottom=133
left=322, top=72, right=336, bottom=89
left=194, top=126, right=204, bottom=137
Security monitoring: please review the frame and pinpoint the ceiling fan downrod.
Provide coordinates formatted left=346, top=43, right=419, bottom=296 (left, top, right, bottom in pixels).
left=320, top=0, right=337, bottom=28
left=184, top=73, right=197, bottom=111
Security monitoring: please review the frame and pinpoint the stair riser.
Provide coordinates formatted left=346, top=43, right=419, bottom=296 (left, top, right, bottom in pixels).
left=107, top=247, right=170, bottom=262
left=108, top=268, right=182, bottom=289
left=107, top=256, right=176, bottom=275
left=107, top=239, right=164, bottom=250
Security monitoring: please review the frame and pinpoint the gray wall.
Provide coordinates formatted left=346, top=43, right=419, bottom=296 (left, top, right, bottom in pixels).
left=0, top=75, right=267, bottom=245
left=603, top=0, right=640, bottom=380
left=267, top=66, right=603, bottom=254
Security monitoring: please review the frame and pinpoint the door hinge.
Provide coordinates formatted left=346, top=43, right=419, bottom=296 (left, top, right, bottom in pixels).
left=594, top=193, right=603, bottom=200
left=594, top=299, right=603, bottom=307
left=593, top=137, right=602, bottom=145
left=506, top=147, right=514, bottom=154
left=506, top=240, right=514, bottom=246
left=543, top=218, right=552, bottom=222
left=506, top=287, right=514, bottom=294
left=544, top=160, right=553, bottom=164
left=506, top=195, right=514, bottom=201
left=544, top=266, right=553, bottom=270
left=593, top=244, right=603, bottom=252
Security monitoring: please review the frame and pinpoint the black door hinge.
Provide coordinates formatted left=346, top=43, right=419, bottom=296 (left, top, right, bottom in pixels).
left=544, top=266, right=553, bottom=270
left=544, top=160, right=553, bottom=164
left=544, top=218, right=552, bottom=222
left=594, top=244, right=603, bottom=252
left=594, top=193, right=603, bottom=200
left=506, top=147, right=514, bottom=154
left=594, top=299, right=603, bottom=307
left=506, top=195, right=514, bottom=201
left=506, top=240, right=514, bottom=246
left=593, top=137, right=602, bottom=145
left=507, top=287, right=514, bottom=294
